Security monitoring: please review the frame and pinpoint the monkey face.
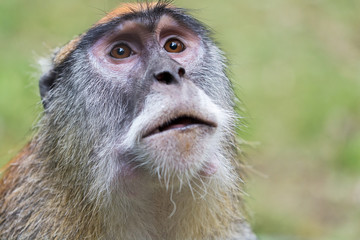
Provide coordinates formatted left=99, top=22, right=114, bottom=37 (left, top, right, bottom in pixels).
left=39, top=4, right=236, bottom=191
left=88, top=15, right=232, bottom=178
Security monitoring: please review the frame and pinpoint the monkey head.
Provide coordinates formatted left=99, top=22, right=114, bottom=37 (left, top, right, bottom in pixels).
left=38, top=2, right=238, bottom=196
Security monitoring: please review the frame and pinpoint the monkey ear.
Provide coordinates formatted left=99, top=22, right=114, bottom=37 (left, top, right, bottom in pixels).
left=39, top=69, right=57, bottom=109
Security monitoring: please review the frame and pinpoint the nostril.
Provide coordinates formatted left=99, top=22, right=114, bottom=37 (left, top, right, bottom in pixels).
left=154, top=71, right=174, bottom=84
left=154, top=68, right=185, bottom=85
left=178, top=67, right=185, bottom=77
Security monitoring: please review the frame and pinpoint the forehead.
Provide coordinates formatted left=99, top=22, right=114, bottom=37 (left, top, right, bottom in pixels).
left=54, top=2, right=206, bottom=65
left=86, top=4, right=204, bottom=41
left=92, top=14, right=196, bottom=43
left=96, top=2, right=168, bottom=26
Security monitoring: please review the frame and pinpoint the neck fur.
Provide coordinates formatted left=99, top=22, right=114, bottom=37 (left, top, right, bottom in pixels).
left=100, top=171, right=243, bottom=240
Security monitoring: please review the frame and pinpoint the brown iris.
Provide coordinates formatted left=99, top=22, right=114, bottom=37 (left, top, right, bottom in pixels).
left=164, top=38, right=185, bottom=53
left=110, top=44, right=132, bottom=59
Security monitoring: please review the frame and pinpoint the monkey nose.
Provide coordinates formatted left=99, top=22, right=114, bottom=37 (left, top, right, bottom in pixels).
left=154, top=67, right=185, bottom=85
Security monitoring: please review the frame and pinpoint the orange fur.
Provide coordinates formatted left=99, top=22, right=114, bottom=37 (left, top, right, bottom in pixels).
left=53, top=36, right=82, bottom=65
left=96, top=2, right=173, bottom=25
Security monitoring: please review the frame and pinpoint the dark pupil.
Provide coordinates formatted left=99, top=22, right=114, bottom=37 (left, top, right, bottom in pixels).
left=169, top=42, right=178, bottom=50
left=117, top=47, right=125, bottom=55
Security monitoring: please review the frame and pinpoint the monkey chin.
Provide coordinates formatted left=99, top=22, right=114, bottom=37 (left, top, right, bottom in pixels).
left=139, top=122, right=218, bottom=185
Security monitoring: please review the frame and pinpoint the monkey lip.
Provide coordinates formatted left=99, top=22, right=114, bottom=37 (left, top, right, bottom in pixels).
left=143, top=115, right=217, bottom=138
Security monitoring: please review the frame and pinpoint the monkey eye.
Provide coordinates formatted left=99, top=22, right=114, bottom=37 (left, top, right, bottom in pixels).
left=110, top=43, right=132, bottom=59
left=164, top=38, right=185, bottom=53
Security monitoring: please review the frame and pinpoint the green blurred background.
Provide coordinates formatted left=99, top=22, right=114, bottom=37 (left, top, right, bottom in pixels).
left=1, top=0, right=359, bottom=239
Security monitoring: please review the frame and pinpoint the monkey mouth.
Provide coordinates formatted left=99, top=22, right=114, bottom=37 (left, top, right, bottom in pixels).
left=143, top=115, right=217, bottom=138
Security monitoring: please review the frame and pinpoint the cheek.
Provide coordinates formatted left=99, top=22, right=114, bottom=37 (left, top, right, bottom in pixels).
left=88, top=54, right=148, bottom=90
left=171, top=43, right=204, bottom=72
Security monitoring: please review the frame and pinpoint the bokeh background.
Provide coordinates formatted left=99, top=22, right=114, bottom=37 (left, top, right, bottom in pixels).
left=1, top=0, right=359, bottom=239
